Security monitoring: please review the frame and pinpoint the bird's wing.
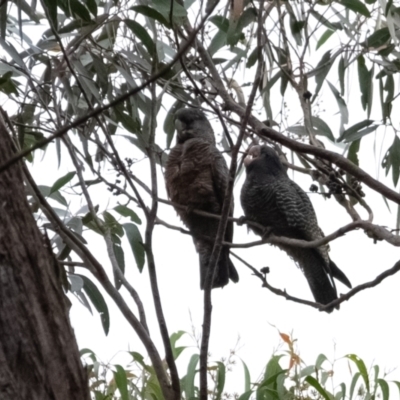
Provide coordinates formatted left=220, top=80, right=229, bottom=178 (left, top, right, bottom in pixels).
left=274, top=180, right=316, bottom=235
left=275, top=179, right=332, bottom=265
left=210, top=147, right=234, bottom=242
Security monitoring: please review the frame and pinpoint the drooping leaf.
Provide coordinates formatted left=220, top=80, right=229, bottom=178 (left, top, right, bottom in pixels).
left=50, top=171, right=76, bottom=194
left=69, top=0, right=92, bottom=22
left=348, top=139, right=361, bottom=166
left=103, top=211, right=124, bottom=237
left=184, top=354, right=199, bottom=400
left=311, top=10, right=343, bottom=31
left=305, top=376, right=331, bottom=400
left=130, top=5, right=170, bottom=28
left=377, top=379, right=389, bottom=400
left=311, top=50, right=336, bottom=97
left=242, top=360, right=251, bottom=392
left=125, top=19, right=156, bottom=56
left=311, top=116, right=335, bottom=141
left=38, top=185, right=68, bottom=207
left=382, top=136, right=400, bottom=187
left=338, top=0, right=371, bottom=17
left=114, top=205, right=142, bottom=224
left=170, top=331, right=186, bottom=360
left=42, top=0, right=58, bottom=28
left=338, top=56, right=346, bottom=96
left=114, top=365, right=129, bottom=400
left=327, top=81, right=349, bottom=132
left=215, top=362, right=226, bottom=400
left=76, top=274, right=110, bottom=336
left=316, top=29, right=334, bottom=49
left=363, top=27, right=391, bottom=48
left=84, top=0, right=97, bottom=16
left=123, top=223, right=145, bottom=271
left=209, top=15, right=229, bottom=31
left=208, top=29, right=227, bottom=56
left=338, top=120, right=376, bottom=142
left=346, top=354, right=370, bottom=392
left=112, top=243, right=125, bottom=290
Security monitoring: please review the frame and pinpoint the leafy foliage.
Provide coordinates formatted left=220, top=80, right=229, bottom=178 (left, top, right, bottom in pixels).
left=82, top=332, right=399, bottom=400
left=1, top=0, right=400, bottom=396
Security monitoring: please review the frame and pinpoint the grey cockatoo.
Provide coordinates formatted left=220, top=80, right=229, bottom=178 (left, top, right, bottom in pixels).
left=165, top=108, right=239, bottom=289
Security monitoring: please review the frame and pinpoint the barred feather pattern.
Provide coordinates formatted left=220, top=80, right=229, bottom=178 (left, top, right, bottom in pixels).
left=241, top=146, right=351, bottom=311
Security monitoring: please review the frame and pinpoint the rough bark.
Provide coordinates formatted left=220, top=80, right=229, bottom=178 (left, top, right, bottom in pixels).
left=0, top=114, right=89, bottom=399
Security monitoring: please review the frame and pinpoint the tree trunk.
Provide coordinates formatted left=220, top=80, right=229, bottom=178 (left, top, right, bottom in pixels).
left=0, top=114, right=89, bottom=399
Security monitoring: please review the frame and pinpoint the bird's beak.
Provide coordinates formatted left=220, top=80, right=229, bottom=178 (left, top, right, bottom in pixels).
left=244, top=145, right=261, bottom=167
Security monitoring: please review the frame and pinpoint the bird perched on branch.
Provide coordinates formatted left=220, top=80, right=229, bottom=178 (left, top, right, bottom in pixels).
left=240, top=145, right=351, bottom=311
left=165, top=108, right=239, bottom=289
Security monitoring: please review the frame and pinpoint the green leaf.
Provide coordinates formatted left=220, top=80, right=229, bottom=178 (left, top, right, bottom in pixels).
left=38, top=185, right=68, bottom=207
left=114, top=365, right=129, bottom=400
left=346, top=354, right=370, bottom=392
left=357, top=55, right=373, bottom=116
left=76, top=274, right=110, bottom=335
left=338, top=0, right=371, bottom=17
left=70, top=0, right=91, bottom=21
left=338, top=56, right=346, bottom=96
left=287, top=125, right=307, bottom=135
left=125, top=19, right=155, bottom=56
left=305, top=376, right=331, bottom=400
left=327, top=81, right=349, bottom=130
left=316, top=29, right=334, bottom=50
left=348, top=139, right=361, bottom=166
left=42, top=0, right=58, bottom=28
left=315, top=354, right=328, bottom=369
left=311, top=116, right=335, bottom=141
left=151, top=0, right=187, bottom=20
left=300, top=365, right=315, bottom=377
left=338, top=120, right=376, bottom=142
left=113, top=243, right=125, bottom=290
left=242, top=360, right=251, bottom=392
left=215, top=362, right=226, bottom=400
left=209, top=15, right=229, bottom=32
left=364, top=27, right=391, bottom=48
left=84, top=0, right=97, bottom=16
left=103, top=211, right=124, bottom=237
left=130, top=351, right=146, bottom=367
left=184, top=354, right=199, bottom=400
left=130, top=5, right=170, bottom=28
left=312, top=50, right=336, bottom=97
left=115, top=107, right=141, bottom=134
left=238, top=391, right=253, bottom=400
left=349, top=372, right=360, bottom=400
left=377, top=379, right=389, bottom=400
left=50, top=171, right=76, bottom=194
left=208, top=29, right=227, bottom=56
left=338, top=383, right=347, bottom=400
left=123, top=223, right=145, bottom=272
left=0, top=71, right=19, bottom=95
left=246, top=47, right=258, bottom=68
left=382, top=136, right=400, bottom=186
left=114, top=205, right=142, bottom=224
left=170, top=331, right=186, bottom=360
left=311, top=10, right=342, bottom=31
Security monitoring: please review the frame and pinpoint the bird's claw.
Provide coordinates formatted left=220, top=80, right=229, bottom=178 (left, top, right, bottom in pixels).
left=237, top=216, right=247, bottom=226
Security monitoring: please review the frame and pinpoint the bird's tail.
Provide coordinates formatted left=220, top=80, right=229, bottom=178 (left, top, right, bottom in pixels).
left=330, top=260, right=352, bottom=288
left=299, top=250, right=341, bottom=313
left=199, top=246, right=239, bottom=289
